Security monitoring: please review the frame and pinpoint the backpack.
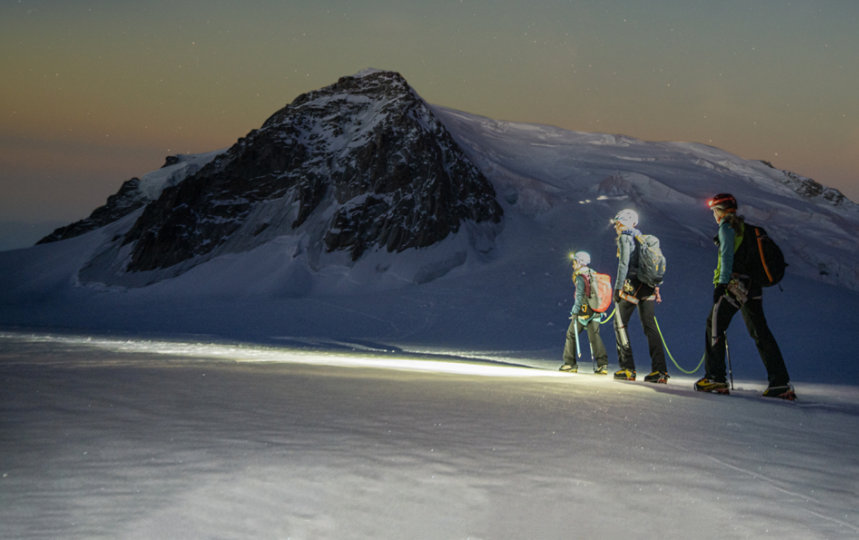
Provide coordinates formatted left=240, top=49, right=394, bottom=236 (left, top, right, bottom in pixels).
left=742, top=224, right=786, bottom=287
left=584, top=270, right=613, bottom=313
left=634, top=234, right=667, bottom=287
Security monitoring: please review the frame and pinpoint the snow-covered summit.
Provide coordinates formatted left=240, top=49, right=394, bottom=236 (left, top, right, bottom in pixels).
left=351, top=67, right=388, bottom=79
left=54, top=70, right=502, bottom=288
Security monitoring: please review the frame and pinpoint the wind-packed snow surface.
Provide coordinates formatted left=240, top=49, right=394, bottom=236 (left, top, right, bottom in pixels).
left=1, top=78, right=859, bottom=537
left=1, top=333, right=857, bottom=539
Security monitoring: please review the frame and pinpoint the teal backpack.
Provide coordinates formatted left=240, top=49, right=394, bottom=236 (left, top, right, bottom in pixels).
left=635, top=234, right=666, bottom=287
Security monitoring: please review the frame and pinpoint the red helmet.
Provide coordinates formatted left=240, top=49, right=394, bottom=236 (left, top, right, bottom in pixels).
left=707, top=193, right=737, bottom=211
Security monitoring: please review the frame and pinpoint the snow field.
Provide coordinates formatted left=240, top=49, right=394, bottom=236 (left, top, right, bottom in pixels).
left=2, top=334, right=857, bottom=539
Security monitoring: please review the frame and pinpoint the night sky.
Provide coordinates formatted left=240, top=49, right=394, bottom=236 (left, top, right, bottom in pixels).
left=2, top=0, right=857, bottom=226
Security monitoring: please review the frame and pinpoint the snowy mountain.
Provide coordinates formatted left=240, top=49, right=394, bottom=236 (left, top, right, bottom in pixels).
left=434, top=105, right=859, bottom=291
left=39, top=70, right=502, bottom=287
left=2, top=69, right=859, bottom=385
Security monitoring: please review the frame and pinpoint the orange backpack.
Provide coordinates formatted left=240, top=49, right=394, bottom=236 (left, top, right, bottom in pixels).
left=585, top=270, right=613, bottom=313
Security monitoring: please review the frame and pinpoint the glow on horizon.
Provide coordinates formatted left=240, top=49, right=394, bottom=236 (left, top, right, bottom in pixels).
left=1, top=1, right=857, bottom=223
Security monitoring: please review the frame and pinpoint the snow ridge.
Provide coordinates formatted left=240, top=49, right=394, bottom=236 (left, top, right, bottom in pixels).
left=432, top=105, right=859, bottom=292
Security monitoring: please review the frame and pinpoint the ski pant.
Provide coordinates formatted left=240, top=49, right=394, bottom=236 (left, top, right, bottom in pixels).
left=563, top=318, right=608, bottom=369
left=613, top=296, right=667, bottom=373
left=704, top=292, right=790, bottom=387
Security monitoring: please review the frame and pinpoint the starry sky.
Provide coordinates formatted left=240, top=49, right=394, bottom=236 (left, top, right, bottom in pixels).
left=2, top=0, right=857, bottom=226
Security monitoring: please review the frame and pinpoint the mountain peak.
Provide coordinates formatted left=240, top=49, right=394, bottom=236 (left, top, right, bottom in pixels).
left=73, top=70, right=502, bottom=285
left=260, top=69, right=416, bottom=131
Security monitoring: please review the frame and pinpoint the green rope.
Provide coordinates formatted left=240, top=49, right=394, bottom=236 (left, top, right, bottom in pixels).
left=653, top=316, right=705, bottom=375
left=599, top=306, right=616, bottom=325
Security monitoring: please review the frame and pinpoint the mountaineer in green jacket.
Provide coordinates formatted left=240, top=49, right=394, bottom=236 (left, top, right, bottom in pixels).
left=694, top=193, right=795, bottom=400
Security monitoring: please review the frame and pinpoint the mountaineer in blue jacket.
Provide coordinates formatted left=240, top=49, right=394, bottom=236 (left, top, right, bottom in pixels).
left=611, top=209, right=668, bottom=383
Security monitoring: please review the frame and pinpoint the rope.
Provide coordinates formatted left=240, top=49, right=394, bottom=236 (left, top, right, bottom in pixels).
left=653, top=316, right=705, bottom=375
left=577, top=306, right=703, bottom=374
left=599, top=306, right=616, bottom=324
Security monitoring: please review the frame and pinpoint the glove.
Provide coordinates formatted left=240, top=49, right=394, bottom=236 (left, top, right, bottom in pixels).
left=713, top=284, right=727, bottom=303
left=614, top=290, right=622, bottom=303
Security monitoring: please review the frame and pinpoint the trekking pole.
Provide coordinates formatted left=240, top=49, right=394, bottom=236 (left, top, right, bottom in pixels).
left=574, top=318, right=581, bottom=358
left=725, top=334, right=734, bottom=390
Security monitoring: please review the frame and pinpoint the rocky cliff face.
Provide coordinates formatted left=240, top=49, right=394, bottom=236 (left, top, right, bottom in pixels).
left=781, top=171, right=848, bottom=206
left=37, top=153, right=215, bottom=245
left=759, top=161, right=849, bottom=206
left=37, top=177, right=146, bottom=244
left=115, top=69, right=502, bottom=273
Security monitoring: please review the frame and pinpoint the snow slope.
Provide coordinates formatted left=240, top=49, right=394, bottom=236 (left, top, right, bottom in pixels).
left=433, top=106, right=859, bottom=291
left=1, top=333, right=857, bottom=539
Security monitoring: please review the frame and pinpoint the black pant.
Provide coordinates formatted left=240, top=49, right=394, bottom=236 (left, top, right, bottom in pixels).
left=613, top=285, right=667, bottom=373
left=564, top=318, right=608, bottom=368
left=704, top=291, right=790, bottom=386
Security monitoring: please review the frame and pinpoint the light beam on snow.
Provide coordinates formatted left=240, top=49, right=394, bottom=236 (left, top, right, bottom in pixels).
left=3, top=332, right=558, bottom=378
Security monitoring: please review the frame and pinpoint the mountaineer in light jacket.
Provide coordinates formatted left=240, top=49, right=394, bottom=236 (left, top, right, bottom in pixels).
left=611, top=209, right=668, bottom=383
left=560, top=251, right=608, bottom=375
